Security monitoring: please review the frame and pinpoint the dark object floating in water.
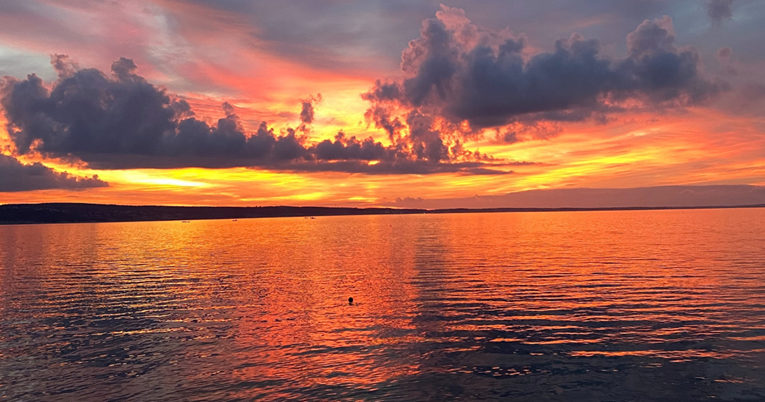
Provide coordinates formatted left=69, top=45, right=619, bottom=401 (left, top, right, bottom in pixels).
left=232, top=219, right=237, bottom=221
left=182, top=220, right=190, bottom=223
left=348, top=297, right=354, bottom=305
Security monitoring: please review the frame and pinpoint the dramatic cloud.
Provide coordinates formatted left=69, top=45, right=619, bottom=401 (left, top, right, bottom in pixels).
left=364, top=7, right=727, bottom=136
left=0, top=6, right=739, bottom=183
left=0, top=56, right=505, bottom=174
left=706, top=0, right=734, bottom=24
left=0, top=153, right=107, bottom=192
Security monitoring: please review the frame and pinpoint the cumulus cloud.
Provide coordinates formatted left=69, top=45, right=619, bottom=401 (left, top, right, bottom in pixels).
left=0, top=154, right=107, bottom=192
left=364, top=6, right=727, bottom=140
left=2, top=8, right=725, bottom=178
left=706, top=0, right=734, bottom=24
left=0, top=55, right=506, bottom=174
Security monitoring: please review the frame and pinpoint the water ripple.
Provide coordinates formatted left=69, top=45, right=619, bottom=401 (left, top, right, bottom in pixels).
left=2, top=209, right=765, bottom=401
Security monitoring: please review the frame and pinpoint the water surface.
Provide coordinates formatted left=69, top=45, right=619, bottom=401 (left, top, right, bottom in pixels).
left=2, top=209, right=765, bottom=401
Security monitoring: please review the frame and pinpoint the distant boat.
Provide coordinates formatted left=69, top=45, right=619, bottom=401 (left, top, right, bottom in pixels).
left=232, top=219, right=238, bottom=221
left=310, top=216, right=316, bottom=219
left=182, top=220, right=190, bottom=223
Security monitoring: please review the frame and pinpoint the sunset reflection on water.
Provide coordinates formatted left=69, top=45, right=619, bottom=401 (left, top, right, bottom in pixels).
left=1, top=209, right=765, bottom=401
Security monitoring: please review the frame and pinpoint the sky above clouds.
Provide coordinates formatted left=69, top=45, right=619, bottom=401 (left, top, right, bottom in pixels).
left=0, top=0, right=764, bottom=207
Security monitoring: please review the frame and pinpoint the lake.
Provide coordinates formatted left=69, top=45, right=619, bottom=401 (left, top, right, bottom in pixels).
left=1, top=209, right=765, bottom=401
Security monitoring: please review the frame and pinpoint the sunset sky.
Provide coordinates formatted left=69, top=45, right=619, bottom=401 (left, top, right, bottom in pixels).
left=1, top=0, right=764, bottom=207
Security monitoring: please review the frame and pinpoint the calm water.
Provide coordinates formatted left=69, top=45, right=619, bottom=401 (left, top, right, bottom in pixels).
left=1, top=209, right=765, bottom=401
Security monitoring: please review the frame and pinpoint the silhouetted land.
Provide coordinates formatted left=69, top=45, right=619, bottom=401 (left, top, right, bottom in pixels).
left=0, top=203, right=764, bottom=225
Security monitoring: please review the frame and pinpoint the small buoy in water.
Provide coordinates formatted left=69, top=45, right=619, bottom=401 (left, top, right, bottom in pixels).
left=348, top=297, right=354, bottom=305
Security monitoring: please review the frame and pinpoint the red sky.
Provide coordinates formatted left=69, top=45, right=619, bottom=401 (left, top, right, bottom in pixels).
left=1, top=0, right=764, bottom=207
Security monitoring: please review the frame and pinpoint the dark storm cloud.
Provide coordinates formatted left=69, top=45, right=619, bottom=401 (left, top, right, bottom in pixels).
left=0, top=56, right=505, bottom=174
left=314, top=132, right=393, bottom=161
left=362, top=102, right=405, bottom=141
left=300, top=101, right=314, bottom=124
left=364, top=8, right=728, bottom=131
left=706, top=0, right=734, bottom=24
left=0, top=154, right=107, bottom=192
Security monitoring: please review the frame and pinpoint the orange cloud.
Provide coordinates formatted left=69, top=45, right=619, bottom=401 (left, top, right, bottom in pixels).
left=1, top=2, right=764, bottom=207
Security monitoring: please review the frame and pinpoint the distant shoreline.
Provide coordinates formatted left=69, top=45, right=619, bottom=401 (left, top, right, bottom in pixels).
left=0, top=202, right=763, bottom=226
